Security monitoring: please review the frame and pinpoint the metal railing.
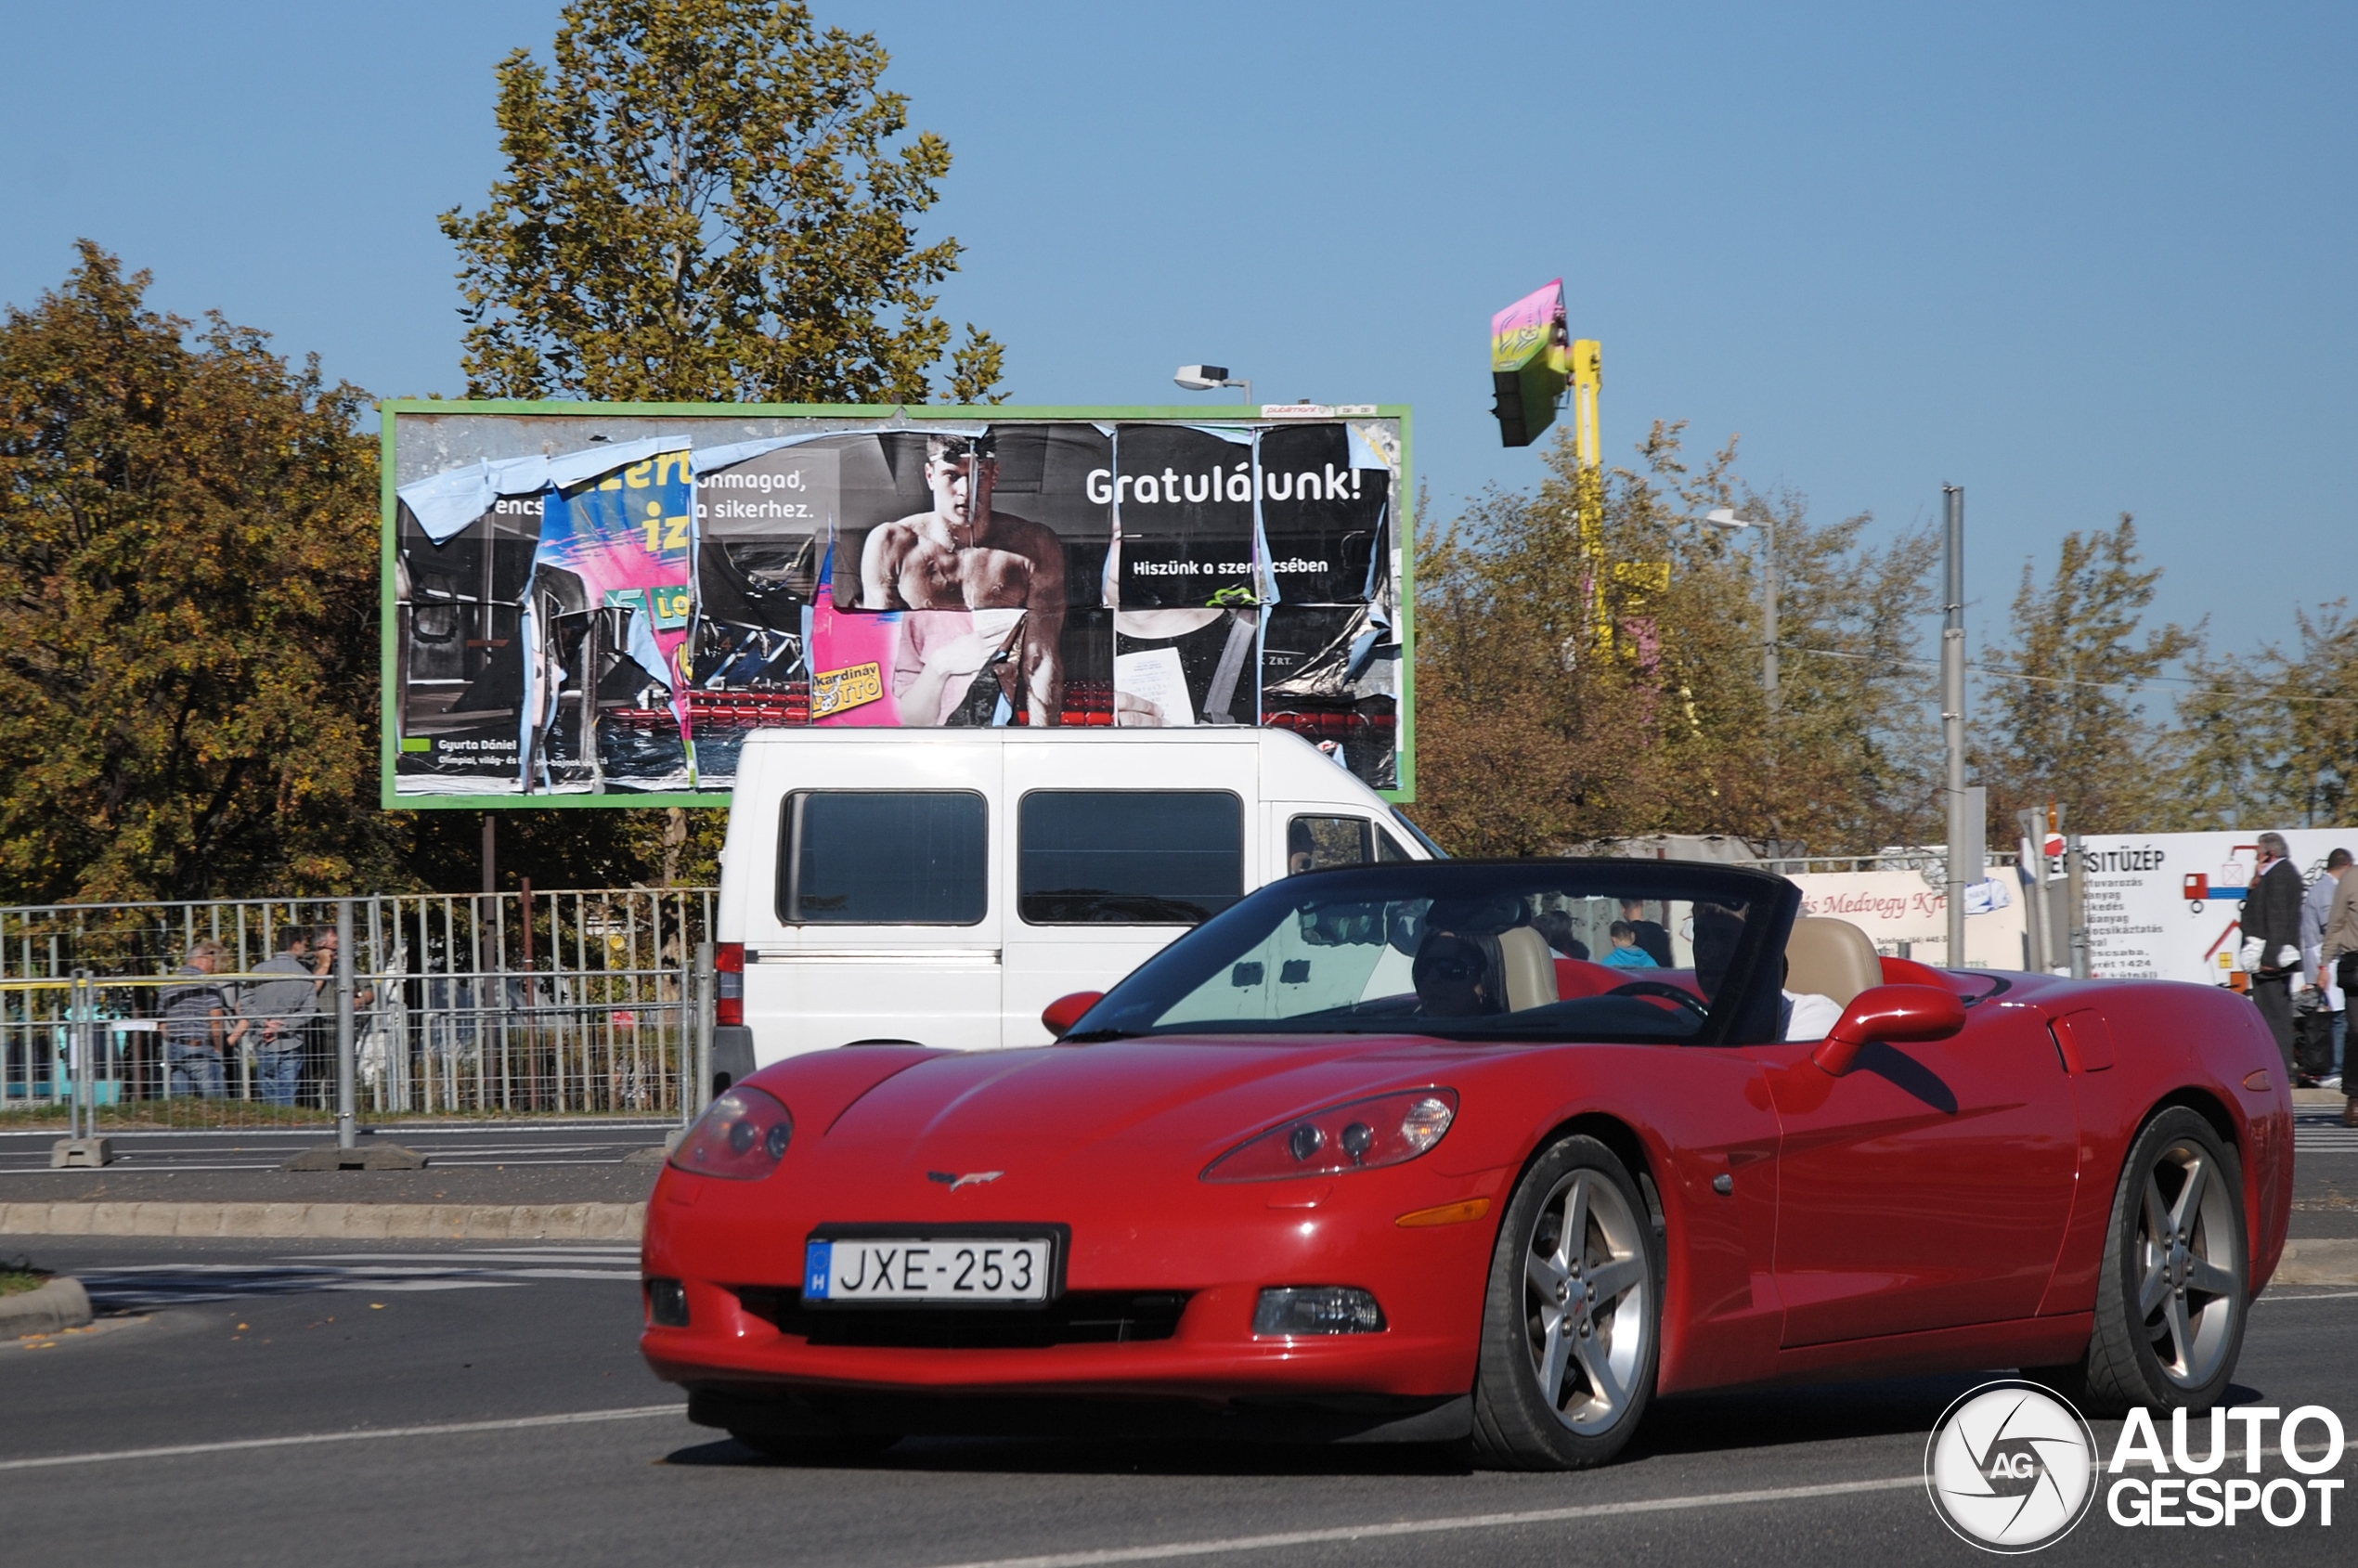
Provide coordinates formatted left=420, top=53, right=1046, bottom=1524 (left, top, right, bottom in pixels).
left=1757, top=849, right=2022, bottom=875
left=3, top=888, right=717, bottom=1132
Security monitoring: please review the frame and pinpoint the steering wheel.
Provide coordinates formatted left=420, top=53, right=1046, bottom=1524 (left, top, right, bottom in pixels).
left=1603, top=979, right=1710, bottom=1019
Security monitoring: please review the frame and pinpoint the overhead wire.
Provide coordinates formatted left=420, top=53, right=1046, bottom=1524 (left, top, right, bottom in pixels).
left=1773, top=643, right=2358, bottom=706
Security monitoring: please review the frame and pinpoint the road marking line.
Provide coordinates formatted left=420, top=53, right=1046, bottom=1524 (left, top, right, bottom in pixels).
left=2257, top=1289, right=2358, bottom=1302
left=923, top=1474, right=1927, bottom=1568
left=0, top=1404, right=688, bottom=1473
left=300, top=1251, right=640, bottom=1264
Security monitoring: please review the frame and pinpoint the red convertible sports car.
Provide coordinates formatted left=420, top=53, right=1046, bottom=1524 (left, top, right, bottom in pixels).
left=641, top=859, right=2292, bottom=1469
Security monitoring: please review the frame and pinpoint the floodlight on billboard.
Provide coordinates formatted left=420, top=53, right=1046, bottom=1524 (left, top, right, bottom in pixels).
left=380, top=403, right=1414, bottom=808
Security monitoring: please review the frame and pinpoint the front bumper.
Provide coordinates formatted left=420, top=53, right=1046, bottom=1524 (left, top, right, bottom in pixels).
left=638, top=1163, right=1503, bottom=1420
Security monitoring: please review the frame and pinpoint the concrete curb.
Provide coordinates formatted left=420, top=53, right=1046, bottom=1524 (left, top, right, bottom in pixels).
left=0, top=1201, right=645, bottom=1242
left=0, top=1276, right=94, bottom=1336
left=2274, top=1238, right=2358, bottom=1287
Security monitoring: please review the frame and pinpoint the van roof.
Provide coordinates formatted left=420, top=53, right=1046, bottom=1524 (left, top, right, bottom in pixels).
left=734, top=725, right=1401, bottom=807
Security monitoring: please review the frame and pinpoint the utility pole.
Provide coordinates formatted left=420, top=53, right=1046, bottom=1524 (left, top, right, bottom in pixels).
left=1566, top=341, right=1609, bottom=653
left=2018, top=807, right=2049, bottom=970
left=1942, top=485, right=1969, bottom=965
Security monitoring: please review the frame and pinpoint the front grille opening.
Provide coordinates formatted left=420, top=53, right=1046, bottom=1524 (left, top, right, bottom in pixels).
left=735, top=1287, right=1189, bottom=1348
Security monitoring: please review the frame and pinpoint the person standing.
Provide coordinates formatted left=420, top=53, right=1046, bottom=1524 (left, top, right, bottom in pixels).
left=159, top=940, right=234, bottom=1099
left=2300, top=849, right=2351, bottom=1088
left=237, top=927, right=325, bottom=1108
left=1617, top=899, right=1675, bottom=967
left=2318, top=848, right=2358, bottom=1126
left=2242, top=833, right=2305, bottom=1078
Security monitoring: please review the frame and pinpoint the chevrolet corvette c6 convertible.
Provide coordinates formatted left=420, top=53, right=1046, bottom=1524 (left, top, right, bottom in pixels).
left=641, top=859, right=2292, bottom=1468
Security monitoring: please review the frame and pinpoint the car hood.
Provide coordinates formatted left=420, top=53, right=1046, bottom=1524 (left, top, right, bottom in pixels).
left=803, top=1034, right=1475, bottom=1187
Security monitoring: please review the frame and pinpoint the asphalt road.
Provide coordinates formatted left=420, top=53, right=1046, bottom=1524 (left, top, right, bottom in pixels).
left=4, top=1166, right=2356, bottom=1567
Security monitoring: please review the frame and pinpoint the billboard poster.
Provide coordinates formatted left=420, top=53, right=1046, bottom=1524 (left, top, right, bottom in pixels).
left=382, top=404, right=1411, bottom=807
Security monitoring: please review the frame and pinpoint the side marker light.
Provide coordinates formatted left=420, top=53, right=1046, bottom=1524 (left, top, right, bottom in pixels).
left=1394, top=1198, right=1491, bottom=1228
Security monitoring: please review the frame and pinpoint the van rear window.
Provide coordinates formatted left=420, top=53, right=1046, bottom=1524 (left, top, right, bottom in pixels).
left=1018, top=791, right=1242, bottom=926
left=781, top=791, right=987, bottom=925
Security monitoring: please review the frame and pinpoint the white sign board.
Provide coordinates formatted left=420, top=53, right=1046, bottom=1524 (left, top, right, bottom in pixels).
left=1785, top=871, right=2026, bottom=968
left=2066, top=829, right=2356, bottom=987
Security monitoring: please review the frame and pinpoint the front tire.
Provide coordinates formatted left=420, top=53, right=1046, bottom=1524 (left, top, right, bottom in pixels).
left=1467, top=1134, right=1662, bottom=1470
left=2069, top=1107, right=2248, bottom=1415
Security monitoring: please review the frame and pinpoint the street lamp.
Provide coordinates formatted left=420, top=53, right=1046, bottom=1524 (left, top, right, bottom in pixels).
left=1704, top=507, right=1778, bottom=712
left=1174, top=364, right=1253, bottom=407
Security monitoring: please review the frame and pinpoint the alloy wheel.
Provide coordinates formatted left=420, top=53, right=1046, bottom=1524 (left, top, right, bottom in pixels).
left=2132, top=1135, right=2240, bottom=1390
left=1521, top=1166, right=1650, bottom=1434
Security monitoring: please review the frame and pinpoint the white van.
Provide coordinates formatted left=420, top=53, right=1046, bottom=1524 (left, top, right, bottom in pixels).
left=710, top=728, right=1433, bottom=1082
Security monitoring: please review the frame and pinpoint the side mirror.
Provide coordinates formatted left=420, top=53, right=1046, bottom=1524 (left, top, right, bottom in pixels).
left=1041, top=991, right=1105, bottom=1041
left=1810, top=983, right=1967, bottom=1076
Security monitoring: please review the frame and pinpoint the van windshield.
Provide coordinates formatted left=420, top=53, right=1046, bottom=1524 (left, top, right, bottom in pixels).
left=1068, top=860, right=1795, bottom=1045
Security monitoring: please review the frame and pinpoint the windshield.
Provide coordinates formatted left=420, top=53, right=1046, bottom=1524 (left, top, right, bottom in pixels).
left=1074, top=860, right=1797, bottom=1044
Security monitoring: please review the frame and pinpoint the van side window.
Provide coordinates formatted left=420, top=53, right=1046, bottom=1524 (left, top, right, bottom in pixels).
left=1019, top=791, right=1242, bottom=925
left=1375, top=826, right=1413, bottom=862
left=1287, top=815, right=1372, bottom=874
left=779, top=791, right=987, bottom=926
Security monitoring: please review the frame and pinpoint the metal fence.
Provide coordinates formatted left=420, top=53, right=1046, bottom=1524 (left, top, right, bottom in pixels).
left=2, top=888, right=717, bottom=1131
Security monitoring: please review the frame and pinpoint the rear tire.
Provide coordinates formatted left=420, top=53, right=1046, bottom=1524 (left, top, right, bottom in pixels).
left=2071, top=1107, right=2248, bottom=1416
left=729, top=1430, right=900, bottom=1465
left=1466, top=1134, right=1662, bottom=1470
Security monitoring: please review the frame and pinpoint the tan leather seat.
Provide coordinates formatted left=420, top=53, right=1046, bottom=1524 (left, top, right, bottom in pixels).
left=1784, top=916, right=1881, bottom=1008
left=1496, top=926, right=1561, bottom=1012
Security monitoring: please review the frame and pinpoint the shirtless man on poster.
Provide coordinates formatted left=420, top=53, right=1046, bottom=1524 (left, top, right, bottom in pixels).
left=858, top=433, right=1067, bottom=723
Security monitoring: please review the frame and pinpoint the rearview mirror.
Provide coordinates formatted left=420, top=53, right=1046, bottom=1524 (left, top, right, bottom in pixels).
left=1042, top=991, right=1105, bottom=1040
left=1810, top=983, right=1967, bottom=1076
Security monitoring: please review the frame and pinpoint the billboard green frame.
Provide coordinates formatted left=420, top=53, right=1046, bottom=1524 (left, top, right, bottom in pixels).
left=378, top=398, right=1416, bottom=811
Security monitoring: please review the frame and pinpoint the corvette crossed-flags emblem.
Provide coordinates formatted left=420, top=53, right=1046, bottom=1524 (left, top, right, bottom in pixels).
left=927, top=1171, right=1004, bottom=1190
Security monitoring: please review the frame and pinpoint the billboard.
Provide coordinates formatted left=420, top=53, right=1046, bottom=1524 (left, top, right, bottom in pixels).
left=2046, top=829, right=2354, bottom=989
left=381, top=403, right=1413, bottom=808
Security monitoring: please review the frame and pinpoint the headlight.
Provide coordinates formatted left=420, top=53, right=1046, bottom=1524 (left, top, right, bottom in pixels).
left=1201, top=1089, right=1457, bottom=1183
left=668, top=1086, right=793, bottom=1180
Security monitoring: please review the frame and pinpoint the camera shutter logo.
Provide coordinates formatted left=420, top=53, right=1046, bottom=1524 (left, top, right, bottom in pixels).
left=1924, top=1380, right=2098, bottom=1552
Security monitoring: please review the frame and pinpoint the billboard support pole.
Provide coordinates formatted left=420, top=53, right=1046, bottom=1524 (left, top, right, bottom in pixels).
left=334, top=899, right=356, bottom=1151
left=1942, top=485, right=1969, bottom=966
left=694, top=940, right=716, bottom=1118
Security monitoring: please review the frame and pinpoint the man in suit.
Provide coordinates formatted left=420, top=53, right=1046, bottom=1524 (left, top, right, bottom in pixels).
left=2242, top=832, right=2305, bottom=1075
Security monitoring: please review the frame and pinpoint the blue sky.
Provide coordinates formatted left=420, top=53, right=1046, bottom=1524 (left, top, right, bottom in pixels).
left=2, top=1, right=2349, bottom=657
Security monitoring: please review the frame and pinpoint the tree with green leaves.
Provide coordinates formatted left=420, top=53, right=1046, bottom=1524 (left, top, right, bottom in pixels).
left=2173, top=604, right=2358, bottom=829
left=0, top=243, right=389, bottom=902
left=440, top=0, right=1003, bottom=406
left=1976, top=515, right=2198, bottom=836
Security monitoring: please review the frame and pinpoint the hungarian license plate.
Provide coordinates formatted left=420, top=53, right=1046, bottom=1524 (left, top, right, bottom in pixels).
left=804, top=1236, right=1054, bottom=1304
